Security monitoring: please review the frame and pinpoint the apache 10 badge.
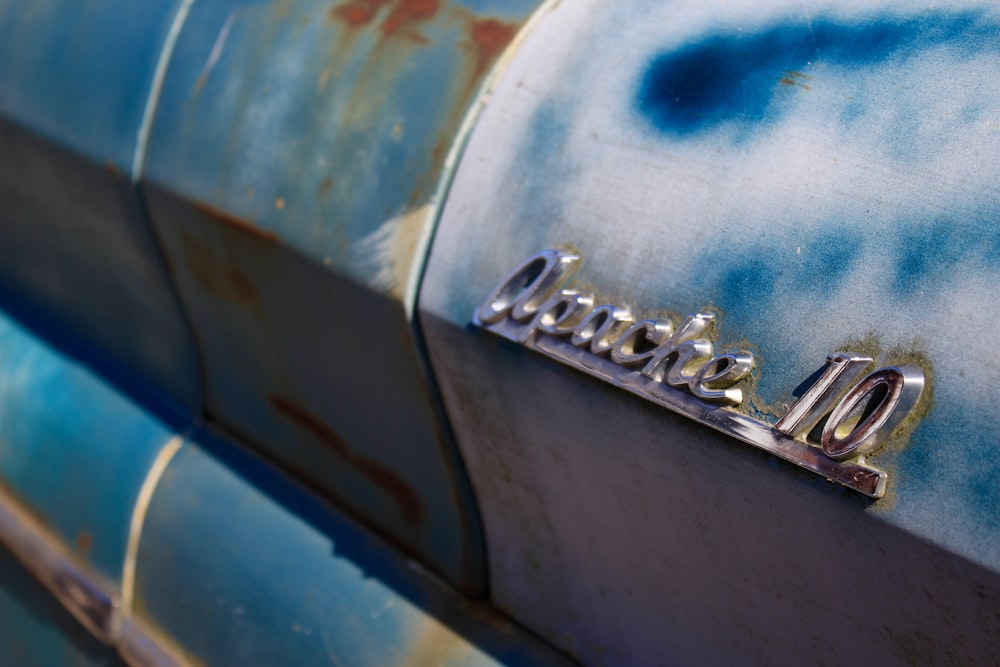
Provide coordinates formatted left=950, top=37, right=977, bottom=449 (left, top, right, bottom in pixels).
left=474, top=249, right=927, bottom=498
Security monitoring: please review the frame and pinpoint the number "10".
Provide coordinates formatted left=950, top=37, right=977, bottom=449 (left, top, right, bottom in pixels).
left=775, top=354, right=925, bottom=461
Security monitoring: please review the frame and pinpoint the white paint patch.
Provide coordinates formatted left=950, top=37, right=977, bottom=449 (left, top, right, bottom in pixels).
left=358, top=204, right=434, bottom=313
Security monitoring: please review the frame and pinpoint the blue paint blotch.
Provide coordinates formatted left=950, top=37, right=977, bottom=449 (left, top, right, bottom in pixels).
left=893, top=217, right=1000, bottom=294
left=718, top=258, right=780, bottom=306
left=693, top=215, right=1000, bottom=527
left=709, top=222, right=865, bottom=321
left=808, top=225, right=866, bottom=289
left=636, top=11, right=993, bottom=137
left=513, top=100, right=578, bottom=249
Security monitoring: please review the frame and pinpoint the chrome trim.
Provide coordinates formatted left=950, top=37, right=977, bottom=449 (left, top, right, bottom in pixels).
left=476, top=250, right=928, bottom=498
left=485, top=317, right=889, bottom=497
left=0, top=465, right=188, bottom=665
left=0, top=482, right=121, bottom=642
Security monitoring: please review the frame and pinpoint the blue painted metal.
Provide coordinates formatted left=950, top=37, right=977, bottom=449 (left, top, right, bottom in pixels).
left=0, top=301, right=185, bottom=583
left=0, top=0, right=202, bottom=411
left=140, top=0, right=548, bottom=591
left=134, top=427, right=575, bottom=667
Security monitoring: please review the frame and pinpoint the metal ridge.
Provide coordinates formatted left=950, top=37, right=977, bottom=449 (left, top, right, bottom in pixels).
left=0, top=468, right=187, bottom=666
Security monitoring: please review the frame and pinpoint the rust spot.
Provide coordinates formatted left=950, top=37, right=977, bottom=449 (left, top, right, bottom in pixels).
left=180, top=232, right=262, bottom=311
left=468, top=17, right=517, bottom=78
left=103, top=162, right=122, bottom=178
left=194, top=202, right=279, bottom=242
left=781, top=70, right=812, bottom=90
left=76, top=531, right=92, bottom=554
left=318, top=177, right=334, bottom=197
left=330, top=0, right=388, bottom=27
left=381, top=0, right=439, bottom=37
left=462, top=601, right=518, bottom=635
left=225, top=268, right=259, bottom=305
left=269, top=397, right=424, bottom=526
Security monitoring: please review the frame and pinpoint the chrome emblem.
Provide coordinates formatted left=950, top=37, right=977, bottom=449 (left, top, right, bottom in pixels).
left=474, top=249, right=926, bottom=498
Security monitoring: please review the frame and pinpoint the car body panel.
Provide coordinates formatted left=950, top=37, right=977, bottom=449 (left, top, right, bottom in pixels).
left=139, top=0, right=548, bottom=591
left=3, top=0, right=999, bottom=664
left=419, top=0, right=1000, bottom=663
left=0, top=301, right=184, bottom=585
left=0, top=0, right=202, bottom=411
left=132, top=426, right=575, bottom=667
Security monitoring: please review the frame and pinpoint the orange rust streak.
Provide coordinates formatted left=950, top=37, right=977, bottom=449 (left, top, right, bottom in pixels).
left=330, top=0, right=388, bottom=27
left=179, top=232, right=262, bottom=311
left=269, top=397, right=424, bottom=526
left=194, top=202, right=279, bottom=242
left=381, top=0, right=439, bottom=36
left=76, top=531, right=92, bottom=554
left=779, top=77, right=795, bottom=85
left=318, top=177, right=334, bottom=197
left=468, top=18, right=517, bottom=78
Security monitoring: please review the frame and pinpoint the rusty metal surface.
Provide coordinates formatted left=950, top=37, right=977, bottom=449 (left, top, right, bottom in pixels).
left=0, top=0, right=202, bottom=411
left=133, top=426, right=577, bottom=667
left=140, top=0, right=546, bottom=591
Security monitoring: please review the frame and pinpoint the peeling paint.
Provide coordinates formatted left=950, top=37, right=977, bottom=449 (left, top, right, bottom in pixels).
left=194, top=202, right=278, bottom=242
left=358, top=204, right=433, bottom=302
left=195, top=10, right=237, bottom=91
left=141, top=0, right=550, bottom=591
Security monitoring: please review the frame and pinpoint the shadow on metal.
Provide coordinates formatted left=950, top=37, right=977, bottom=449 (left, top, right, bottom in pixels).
left=133, top=425, right=579, bottom=667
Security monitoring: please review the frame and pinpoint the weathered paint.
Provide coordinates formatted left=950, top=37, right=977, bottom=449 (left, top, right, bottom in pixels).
left=0, top=299, right=188, bottom=585
left=0, top=0, right=202, bottom=411
left=132, top=427, right=577, bottom=667
left=140, top=0, right=548, bottom=591
left=144, top=0, right=539, bottom=298
left=420, top=0, right=1000, bottom=663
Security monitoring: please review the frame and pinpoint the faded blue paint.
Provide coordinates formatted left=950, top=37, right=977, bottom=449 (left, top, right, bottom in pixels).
left=513, top=102, right=577, bottom=246
left=686, top=211, right=1000, bottom=542
left=0, top=301, right=185, bottom=582
left=145, top=0, right=536, bottom=286
left=139, top=0, right=553, bottom=591
left=416, top=1, right=1000, bottom=664
left=893, top=218, right=1000, bottom=294
left=637, top=10, right=997, bottom=139
left=683, top=203, right=1000, bottom=565
left=0, top=0, right=184, bottom=173
left=418, top=6, right=1000, bottom=664
left=134, top=428, right=575, bottom=667
left=0, top=0, right=203, bottom=411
